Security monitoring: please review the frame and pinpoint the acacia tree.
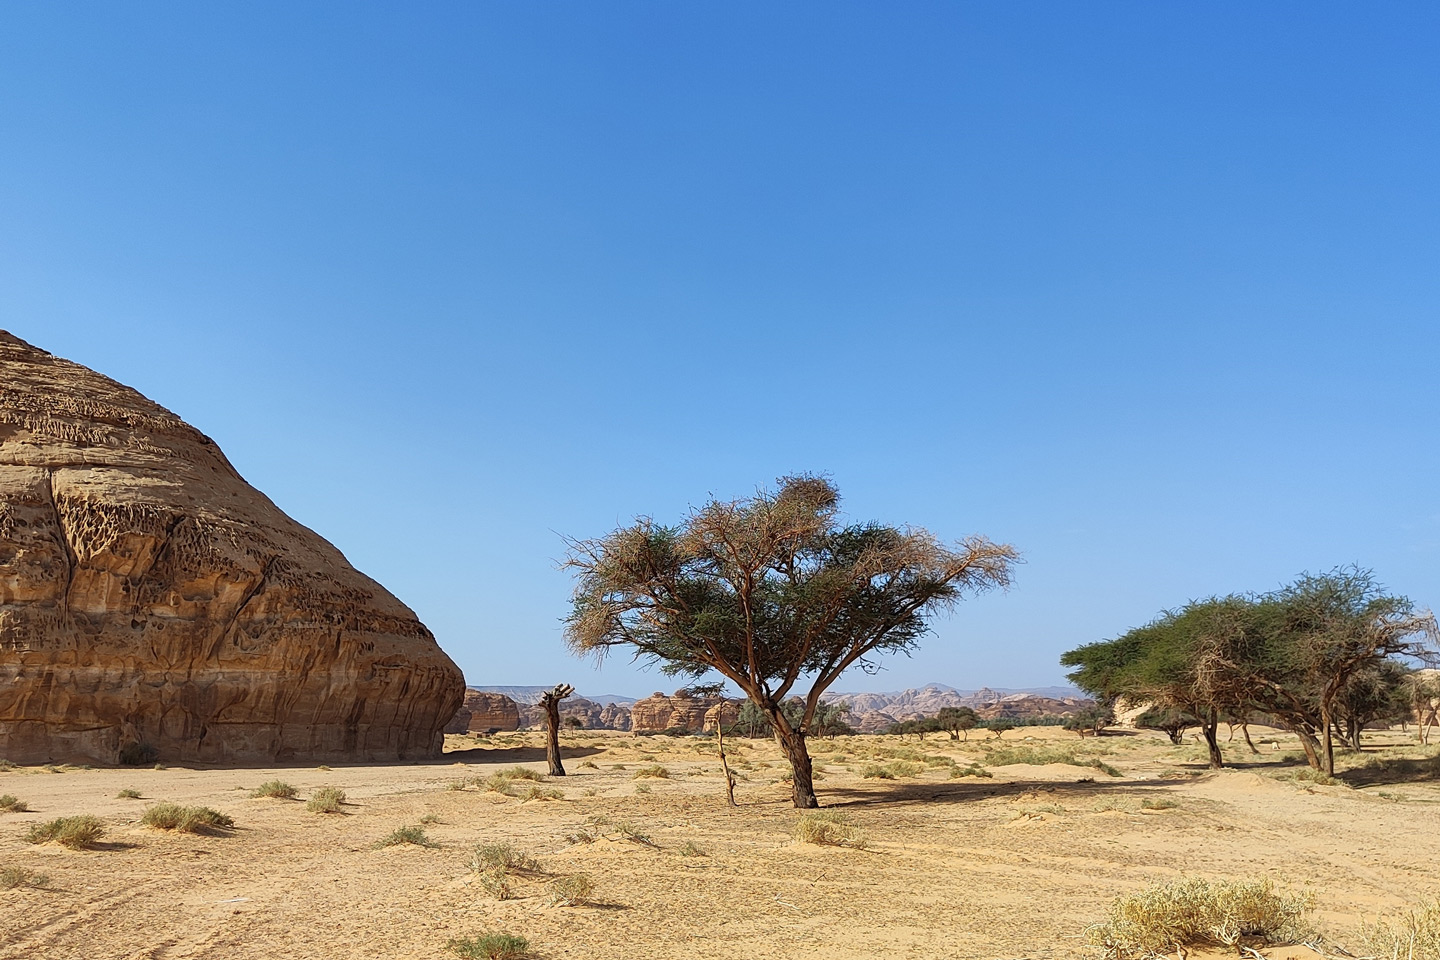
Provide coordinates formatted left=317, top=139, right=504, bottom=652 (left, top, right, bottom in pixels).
left=935, top=706, right=979, bottom=741
left=562, top=476, right=1017, bottom=808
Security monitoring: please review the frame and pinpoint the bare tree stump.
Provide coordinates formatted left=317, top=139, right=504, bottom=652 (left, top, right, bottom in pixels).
left=541, top=684, right=574, bottom=776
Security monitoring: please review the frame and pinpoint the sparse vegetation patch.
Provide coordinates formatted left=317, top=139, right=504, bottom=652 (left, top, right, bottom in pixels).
left=0, top=794, right=28, bottom=812
left=448, top=932, right=532, bottom=959
left=25, top=815, right=106, bottom=849
left=1084, top=877, right=1313, bottom=958
left=250, top=780, right=298, bottom=800
left=0, top=865, right=50, bottom=889
left=141, top=803, right=234, bottom=834
left=374, top=825, right=438, bottom=849
left=794, top=811, right=868, bottom=849
left=306, top=787, right=346, bottom=813
left=1359, top=898, right=1440, bottom=960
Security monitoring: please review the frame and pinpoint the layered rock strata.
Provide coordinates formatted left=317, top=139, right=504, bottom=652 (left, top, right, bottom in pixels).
left=514, top=695, right=631, bottom=732
left=0, top=331, right=464, bottom=764
left=630, top=689, right=724, bottom=733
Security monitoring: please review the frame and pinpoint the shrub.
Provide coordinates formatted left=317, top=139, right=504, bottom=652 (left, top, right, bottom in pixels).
left=1360, top=899, right=1440, bottom=960
left=497, top=766, right=543, bottom=781
left=476, top=868, right=515, bottom=900
left=0, top=759, right=15, bottom=771
left=632, top=765, right=670, bottom=779
left=25, top=815, right=106, bottom=849
left=793, top=811, right=868, bottom=849
left=250, top=780, right=298, bottom=800
left=678, top=841, right=707, bottom=857
left=0, top=865, right=50, bottom=889
left=1085, top=877, right=1313, bottom=957
left=1141, top=798, right=1179, bottom=811
left=307, top=787, right=346, bottom=814
left=117, top=743, right=158, bottom=766
left=374, top=825, right=438, bottom=849
left=115, top=789, right=142, bottom=800
left=141, top=803, right=235, bottom=834
left=948, top=763, right=993, bottom=779
left=469, top=843, right=538, bottom=874
left=0, top=794, right=28, bottom=812
left=547, top=873, right=593, bottom=906
left=578, top=760, right=599, bottom=770
left=634, top=783, right=652, bottom=794
left=448, top=933, right=531, bottom=959
left=615, top=820, right=656, bottom=846
left=519, top=785, right=564, bottom=801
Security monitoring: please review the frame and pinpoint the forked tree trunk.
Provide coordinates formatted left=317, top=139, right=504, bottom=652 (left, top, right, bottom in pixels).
left=1241, top=723, right=1259, bottom=755
left=715, top=722, right=737, bottom=807
left=1292, top=724, right=1323, bottom=771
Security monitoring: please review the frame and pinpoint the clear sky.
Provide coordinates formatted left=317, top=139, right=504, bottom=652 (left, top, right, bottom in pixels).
left=2, top=4, right=1437, bottom=698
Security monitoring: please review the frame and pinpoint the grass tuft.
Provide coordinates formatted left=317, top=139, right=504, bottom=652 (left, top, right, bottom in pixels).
left=141, top=803, right=235, bottom=834
left=1360, top=899, right=1440, bottom=960
left=678, top=840, right=707, bottom=857
left=0, top=865, right=50, bottom=889
left=794, top=811, right=868, bottom=849
left=25, top=815, right=106, bottom=849
left=250, top=780, right=298, bottom=800
left=632, top=765, right=670, bottom=779
left=1085, top=877, right=1313, bottom=957
left=449, top=933, right=531, bottom=959
left=306, top=787, right=347, bottom=814
left=0, top=794, right=28, bottom=813
left=546, top=873, right=593, bottom=906
left=519, top=785, right=564, bottom=802
left=469, top=843, right=538, bottom=873
left=115, top=788, right=142, bottom=800
left=374, top=825, right=438, bottom=849
left=1141, top=798, right=1179, bottom=811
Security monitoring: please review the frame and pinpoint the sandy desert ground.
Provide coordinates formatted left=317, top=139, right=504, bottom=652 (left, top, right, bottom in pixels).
left=1, top=724, right=1437, bottom=960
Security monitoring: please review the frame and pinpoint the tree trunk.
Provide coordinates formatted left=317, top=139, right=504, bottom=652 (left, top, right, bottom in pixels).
left=1320, top=703, right=1336, bottom=777
left=1202, top=709, right=1223, bottom=769
left=716, top=722, right=737, bottom=807
left=769, top=710, right=818, bottom=808
left=1167, top=728, right=1184, bottom=745
left=1241, top=723, right=1259, bottom=754
left=544, top=697, right=565, bottom=777
left=1292, top=725, right=1323, bottom=771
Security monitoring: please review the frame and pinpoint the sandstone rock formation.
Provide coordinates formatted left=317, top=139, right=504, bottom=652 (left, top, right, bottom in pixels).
left=515, top=695, right=632, bottom=732
left=451, top=691, right=520, bottom=734
left=630, top=689, right=723, bottom=733
left=0, top=331, right=464, bottom=764
left=702, top=700, right=740, bottom=733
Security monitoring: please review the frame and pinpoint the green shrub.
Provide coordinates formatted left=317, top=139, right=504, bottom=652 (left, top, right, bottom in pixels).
left=306, top=787, right=346, bottom=813
left=1360, top=899, right=1440, bottom=960
left=448, top=933, right=531, bottom=959
left=948, top=763, right=993, bottom=779
left=374, top=825, right=438, bottom=849
left=250, top=780, right=298, bottom=800
left=793, top=811, right=868, bottom=849
left=519, top=785, right=564, bottom=801
left=0, top=865, right=50, bottom=889
left=115, top=788, right=141, bottom=800
left=632, top=765, right=670, bottom=779
left=1085, top=877, right=1313, bottom=957
left=497, top=766, right=543, bottom=781
left=547, top=873, right=593, bottom=906
left=0, top=794, right=28, bottom=812
left=25, top=815, right=106, bottom=849
left=141, top=803, right=234, bottom=834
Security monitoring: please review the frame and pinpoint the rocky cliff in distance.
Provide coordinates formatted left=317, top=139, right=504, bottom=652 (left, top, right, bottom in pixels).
left=445, top=691, right=522, bottom=734
left=630, top=689, right=725, bottom=733
left=0, top=332, right=464, bottom=764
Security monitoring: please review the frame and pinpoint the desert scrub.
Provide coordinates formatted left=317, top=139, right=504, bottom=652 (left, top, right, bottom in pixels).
left=141, top=803, right=235, bottom=834
left=449, top=933, right=531, bottom=959
left=0, top=865, right=50, bottom=889
left=1085, top=877, right=1313, bottom=958
left=546, top=873, right=593, bottom=906
left=0, top=794, right=28, bottom=812
left=793, top=811, right=868, bottom=849
left=250, top=780, right=298, bottom=800
left=948, top=762, right=993, bottom=779
left=469, top=843, right=539, bottom=874
left=578, top=760, right=598, bottom=770
left=306, top=787, right=346, bottom=813
left=632, top=764, right=670, bottom=779
left=115, top=788, right=142, bottom=800
left=374, top=825, right=438, bottom=849
left=519, top=785, right=564, bottom=801
left=861, top=760, right=924, bottom=779
left=1141, top=798, right=1179, bottom=811
left=1360, top=898, right=1440, bottom=960
left=678, top=841, right=707, bottom=857
left=25, top=815, right=106, bottom=849
left=1274, top=767, right=1341, bottom=787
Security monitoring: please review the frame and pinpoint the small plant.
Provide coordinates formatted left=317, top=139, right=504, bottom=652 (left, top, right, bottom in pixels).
left=1141, top=798, right=1179, bottom=811
left=315, top=765, right=332, bottom=771
left=117, top=743, right=158, bottom=766
left=0, top=795, right=28, bottom=812
left=25, top=815, right=106, bottom=849
left=419, top=813, right=442, bottom=824
left=1084, top=877, right=1313, bottom=957
left=614, top=820, right=656, bottom=846
left=141, top=803, right=235, bottom=834
left=374, top=825, right=438, bottom=849
left=678, top=841, right=707, bottom=857
left=447, top=779, right=470, bottom=791
left=860, top=764, right=894, bottom=779
left=794, top=811, right=868, bottom=849
left=250, top=780, right=298, bottom=800
left=476, top=868, right=515, bottom=900
left=519, top=785, right=564, bottom=801
left=1360, top=898, right=1440, bottom=960
left=547, top=873, right=593, bottom=906
left=0, top=759, right=15, bottom=771
left=634, top=783, right=652, bottom=794
left=632, top=765, right=670, bottom=779
left=448, top=932, right=532, bottom=959
left=948, top=763, right=993, bottom=779
left=0, top=865, right=50, bottom=889
left=470, top=843, right=539, bottom=873
left=307, top=787, right=346, bottom=814
left=578, top=760, right=599, bottom=770
left=115, top=788, right=142, bottom=800
left=497, top=766, right=543, bottom=781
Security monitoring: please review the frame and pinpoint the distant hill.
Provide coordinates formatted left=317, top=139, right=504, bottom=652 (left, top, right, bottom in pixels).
left=467, top=685, right=637, bottom=706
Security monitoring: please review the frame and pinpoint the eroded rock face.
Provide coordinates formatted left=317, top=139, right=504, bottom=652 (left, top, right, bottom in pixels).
left=630, top=689, right=723, bottom=733
left=459, top=691, right=520, bottom=734
left=0, top=331, right=464, bottom=764
left=514, top=695, right=631, bottom=731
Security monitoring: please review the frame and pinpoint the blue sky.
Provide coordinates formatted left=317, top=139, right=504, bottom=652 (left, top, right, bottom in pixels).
left=2, top=4, right=1437, bottom=698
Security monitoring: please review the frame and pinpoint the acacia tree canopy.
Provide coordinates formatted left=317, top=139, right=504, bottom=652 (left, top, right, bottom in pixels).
left=562, top=476, right=1018, bottom=808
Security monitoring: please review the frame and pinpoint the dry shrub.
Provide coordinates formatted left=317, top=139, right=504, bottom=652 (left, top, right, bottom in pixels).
left=0, top=865, right=50, bottom=889
left=948, top=762, right=993, bottom=779
left=1085, top=877, right=1313, bottom=957
left=469, top=843, right=538, bottom=874
left=449, top=932, right=531, bottom=959
left=519, top=785, right=564, bottom=801
left=250, top=780, right=298, bottom=800
left=678, top=841, right=707, bottom=857
left=306, top=787, right=346, bottom=813
left=374, top=825, right=438, bottom=849
left=546, top=874, right=593, bottom=906
left=1141, top=798, right=1179, bottom=811
left=1360, top=899, right=1440, bottom=960
left=115, top=789, right=141, bottom=800
left=141, top=803, right=235, bottom=834
left=25, top=815, right=106, bottom=849
left=0, top=794, right=28, bottom=812
left=632, top=765, right=670, bottom=779
left=794, top=811, right=868, bottom=849
left=498, top=766, right=544, bottom=781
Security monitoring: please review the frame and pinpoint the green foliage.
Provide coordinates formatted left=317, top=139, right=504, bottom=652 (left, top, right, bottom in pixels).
left=948, top=762, right=993, bottom=779
left=25, top=815, right=106, bottom=849
left=1063, top=705, right=1115, bottom=737
left=306, top=787, right=346, bottom=813
left=1085, top=877, right=1313, bottom=957
left=470, top=843, right=538, bottom=873
left=250, top=780, right=298, bottom=800
left=448, top=933, right=532, bottom=959
left=141, top=803, right=235, bottom=833
left=0, top=794, right=28, bottom=812
left=861, top=760, right=923, bottom=779
left=935, top=706, right=979, bottom=740
left=374, top=825, right=438, bottom=849
left=984, top=719, right=1017, bottom=737
left=0, top=866, right=50, bottom=889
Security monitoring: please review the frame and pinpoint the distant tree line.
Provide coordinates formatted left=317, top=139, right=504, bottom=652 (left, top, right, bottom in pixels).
left=1060, top=567, right=1438, bottom=775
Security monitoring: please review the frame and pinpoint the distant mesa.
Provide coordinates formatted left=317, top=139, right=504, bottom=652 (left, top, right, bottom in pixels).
left=0, top=331, right=464, bottom=764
